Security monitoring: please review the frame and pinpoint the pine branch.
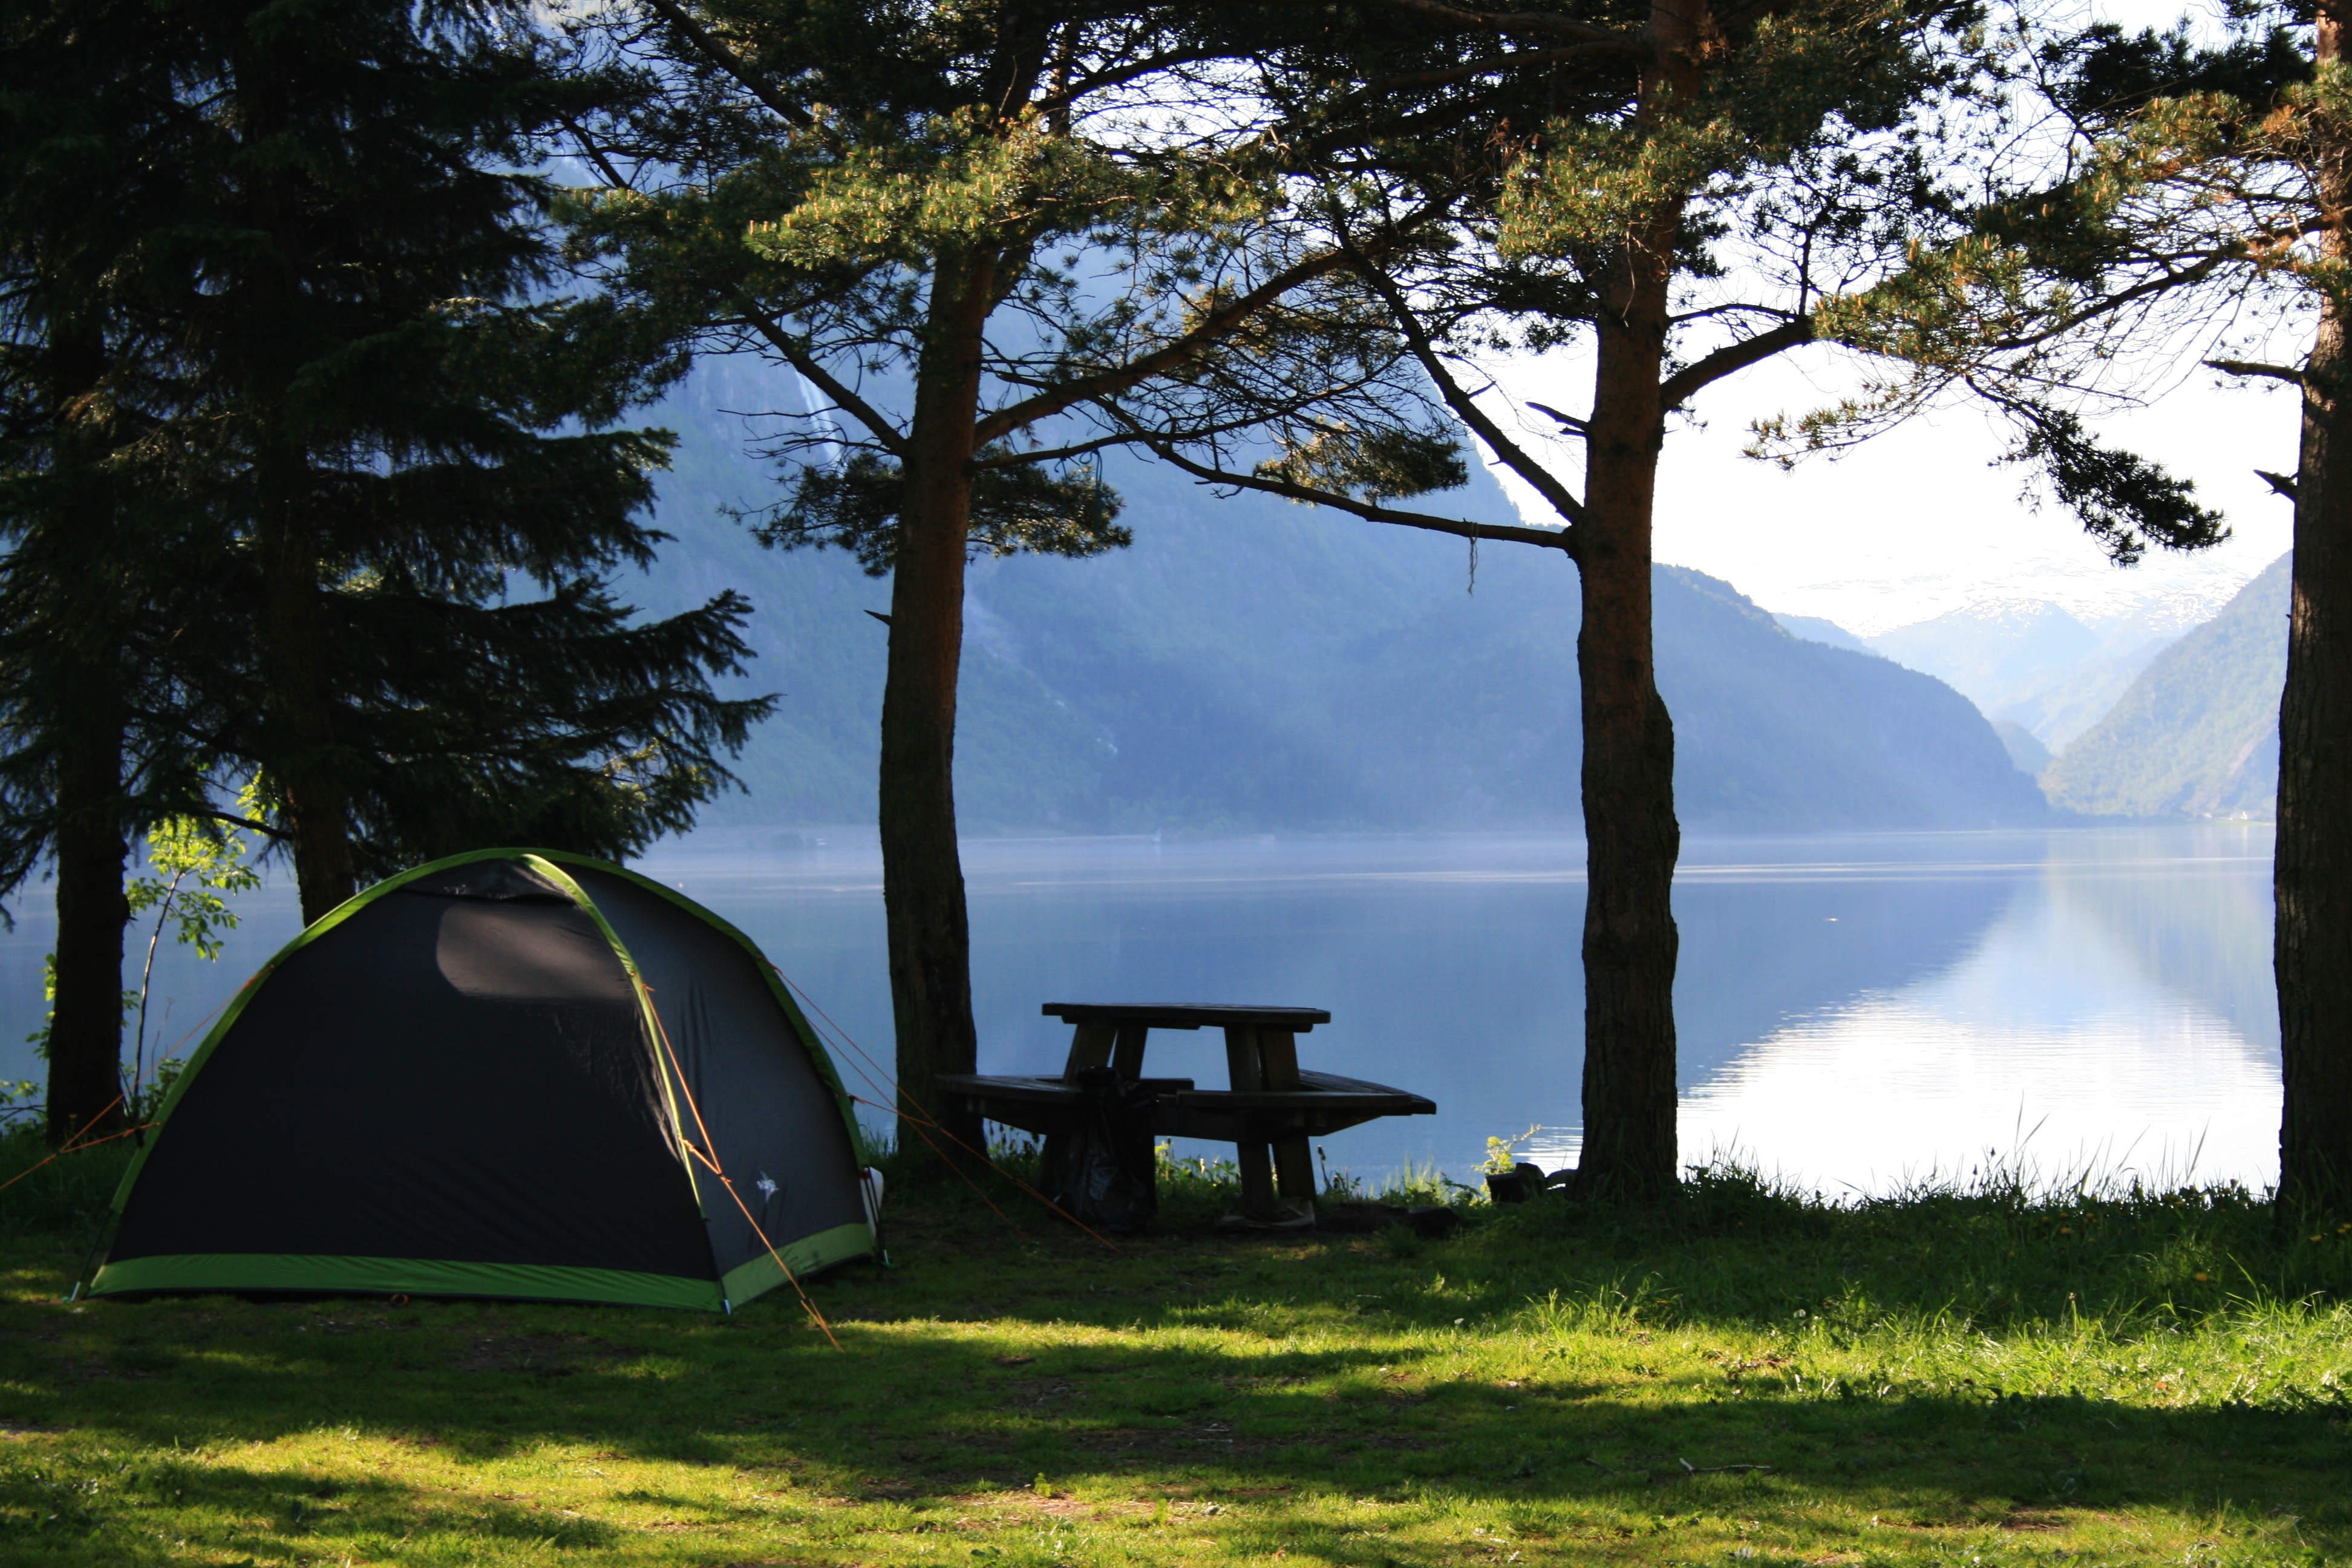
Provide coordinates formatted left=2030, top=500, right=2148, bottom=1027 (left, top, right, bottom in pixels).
left=1981, top=249, right=2233, bottom=354
left=727, top=296, right=910, bottom=459
left=1146, top=441, right=1576, bottom=558
left=1346, top=251, right=1590, bottom=526
left=1658, top=318, right=1814, bottom=410
left=1031, top=47, right=1230, bottom=115
left=970, top=223, right=1420, bottom=445
left=1349, top=0, right=1638, bottom=47
left=967, top=403, right=1298, bottom=469
left=558, top=116, right=632, bottom=191
left=2207, top=358, right=2307, bottom=385
left=637, top=0, right=816, bottom=129
left=1368, top=39, right=1649, bottom=91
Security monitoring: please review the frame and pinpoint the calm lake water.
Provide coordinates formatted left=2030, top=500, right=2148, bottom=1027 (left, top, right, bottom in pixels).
left=0, top=825, right=2282, bottom=1197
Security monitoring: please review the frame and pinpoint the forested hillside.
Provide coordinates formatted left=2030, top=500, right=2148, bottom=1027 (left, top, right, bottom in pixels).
left=2041, top=553, right=2290, bottom=818
left=1861, top=599, right=2186, bottom=752
left=633, top=367, right=2048, bottom=835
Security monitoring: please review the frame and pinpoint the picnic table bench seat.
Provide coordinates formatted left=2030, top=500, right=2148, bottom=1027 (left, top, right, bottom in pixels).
left=939, top=1002, right=1436, bottom=1223
left=935, top=1070, right=1436, bottom=1142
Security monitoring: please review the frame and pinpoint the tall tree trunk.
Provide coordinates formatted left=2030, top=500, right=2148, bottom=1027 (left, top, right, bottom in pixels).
left=41, top=323, right=131, bottom=1145
left=47, top=685, right=129, bottom=1145
left=880, top=254, right=995, bottom=1164
left=239, top=52, right=356, bottom=929
left=2276, top=4, right=2352, bottom=1215
left=1572, top=0, right=1704, bottom=1201
left=261, top=472, right=356, bottom=926
left=1575, top=298, right=1682, bottom=1200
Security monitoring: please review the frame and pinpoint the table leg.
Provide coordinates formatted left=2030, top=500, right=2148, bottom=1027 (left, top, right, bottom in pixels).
left=1045, top=1022, right=1118, bottom=1205
left=1257, top=1030, right=1301, bottom=1090
left=1111, top=1024, right=1149, bottom=1080
left=1222, top=1025, right=1263, bottom=1092
left=1231, top=1142, right=1276, bottom=1214
left=1221, top=1026, right=1281, bottom=1214
left=1256, top=1030, right=1316, bottom=1204
left=1062, top=1022, right=1117, bottom=1077
left=1214, top=1030, right=1289, bottom=1222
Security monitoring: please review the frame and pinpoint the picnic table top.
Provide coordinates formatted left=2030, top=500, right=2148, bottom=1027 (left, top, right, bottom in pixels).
left=1041, top=1002, right=1331, bottom=1030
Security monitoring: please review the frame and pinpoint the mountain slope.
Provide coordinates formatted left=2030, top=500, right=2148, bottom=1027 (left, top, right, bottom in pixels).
left=1858, top=598, right=2187, bottom=751
left=1990, top=720, right=2051, bottom=775
left=2041, top=555, right=2276, bottom=823
left=1774, top=613, right=1876, bottom=654
left=624, top=363, right=2048, bottom=834
left=1867, top=600, right=2100, bottom=711
left=2040, top=552, right=2289, bottom=818
left=1982, top=639, right=2177, bottom=751
left=1659, top=571, right=2047, bottom=828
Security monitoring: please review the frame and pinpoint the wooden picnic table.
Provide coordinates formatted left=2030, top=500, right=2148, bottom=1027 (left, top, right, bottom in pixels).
left=937, top=1003, right=1436, bottom=1221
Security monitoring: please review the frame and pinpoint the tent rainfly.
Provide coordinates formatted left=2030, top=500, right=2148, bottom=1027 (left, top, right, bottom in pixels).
left=90, top=850, right=878, bottom=1310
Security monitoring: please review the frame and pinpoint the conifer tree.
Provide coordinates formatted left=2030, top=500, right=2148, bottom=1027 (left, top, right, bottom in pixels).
left=131, top=0, right=780, bottom=925
left=1126, top=0, right=1973, bottom=1197
left=0, top=0, right=225, bottom=1140
left=1, top=0, right=777, bottom=1135
left=1800, top=4, right=2350, bottom=1210
left=568, top=2, right=1466, bottom=1157
left=1162, top=0, right=2223, bottom=1197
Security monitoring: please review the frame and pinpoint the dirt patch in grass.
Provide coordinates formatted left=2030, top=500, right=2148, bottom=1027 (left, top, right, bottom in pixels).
left=1000, top=1375, right=1082, bottom=1406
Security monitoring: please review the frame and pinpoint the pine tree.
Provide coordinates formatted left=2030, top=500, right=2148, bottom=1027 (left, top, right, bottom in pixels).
left=1826, top=5, right=2347, bottom=1211
left=1134, top=0, right=1975, bottom=1196
left=568, top=2, right=1468, bottom=1158
left=0, top=0, right=226, bottom=1140
left=1, top=0, right=776, bottom=1141
left=134, top=0, right=775, bottom=922
left=1165, top=0, right=2225, bottom=1197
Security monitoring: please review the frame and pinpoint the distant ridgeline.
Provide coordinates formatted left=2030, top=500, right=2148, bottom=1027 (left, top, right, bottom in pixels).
left=628, top=367, right=2047, bottom=836
left=2039, top=553, right=2289, bottom=820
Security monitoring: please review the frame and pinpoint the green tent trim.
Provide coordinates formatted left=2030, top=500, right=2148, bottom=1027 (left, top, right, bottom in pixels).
left=719, top=1223, right=878, bottom=1304
left=89, top=1253, right=727, bottom=1311
left=91, top=1224, right=877, bottom=1308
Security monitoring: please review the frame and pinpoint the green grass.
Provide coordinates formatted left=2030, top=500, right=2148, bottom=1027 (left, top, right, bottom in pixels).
left=0, top=1129, right=2347, bottom=1566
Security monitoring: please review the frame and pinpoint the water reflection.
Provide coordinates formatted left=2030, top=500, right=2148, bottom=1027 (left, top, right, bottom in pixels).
left=0, top=826, right=2281, bottom=1195
left=1666, top=828, right=2279, bottom=1192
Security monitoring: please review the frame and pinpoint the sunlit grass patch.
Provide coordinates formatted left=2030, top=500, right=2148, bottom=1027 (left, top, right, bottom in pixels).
left=0, top=1128, right=2344, bottom=1564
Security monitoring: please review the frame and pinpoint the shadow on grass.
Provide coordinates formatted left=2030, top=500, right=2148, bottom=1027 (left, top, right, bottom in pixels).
left=7, top=1137, right=2351, bottom=1560
left=0, top=1448, right=618, bottom=1556
left=15, top=1255, right=2351, bottom=1545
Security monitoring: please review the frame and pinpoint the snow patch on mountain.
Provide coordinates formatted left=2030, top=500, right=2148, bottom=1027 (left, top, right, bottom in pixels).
left=1751, top=547, right=2256, bottom=641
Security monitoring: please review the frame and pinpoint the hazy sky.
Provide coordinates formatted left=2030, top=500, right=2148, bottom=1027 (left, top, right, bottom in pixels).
left=1488, top=351, right=2296, bottom=638
left=1480, top=0, right=2295, bottom=639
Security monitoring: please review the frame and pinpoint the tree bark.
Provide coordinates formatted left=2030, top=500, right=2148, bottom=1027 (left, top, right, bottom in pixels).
left=260, top=469, right=357, bottom=926
left=235, top=46, right=357, bottom=930
left=1570, top=0, right=1705, bottom=1201
left=46, top=686, right=129, bottom=1145
left=879, top=253, right=995, bottom=1165
left=39, top=322, right=132, bottom=1145
left=2276, top=2, right=2352, bottom=1215
left=1574, top=294, right=1682, bottom=1200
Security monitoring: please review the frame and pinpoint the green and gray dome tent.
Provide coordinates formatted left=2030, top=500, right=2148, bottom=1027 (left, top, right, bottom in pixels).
left=89, top=850, right=877, bottom=1311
